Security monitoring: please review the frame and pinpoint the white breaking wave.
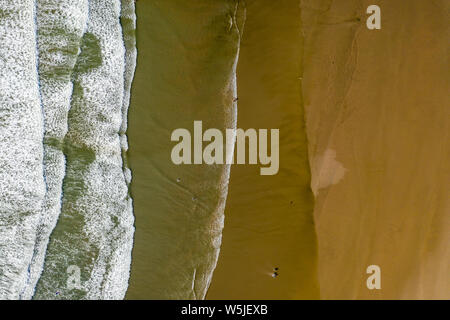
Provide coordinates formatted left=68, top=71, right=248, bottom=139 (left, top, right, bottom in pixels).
left=0, top=0, right=136, bottom=299
left=0, top=0, right=46, bottom=299
left=19, top=0, right=90, bottom=300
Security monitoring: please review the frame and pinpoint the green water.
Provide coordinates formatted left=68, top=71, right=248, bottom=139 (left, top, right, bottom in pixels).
left=126, top=0, right=244, bottom=299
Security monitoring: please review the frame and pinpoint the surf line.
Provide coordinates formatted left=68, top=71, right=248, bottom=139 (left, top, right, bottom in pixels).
left=171, top=121, right=279, bottom=176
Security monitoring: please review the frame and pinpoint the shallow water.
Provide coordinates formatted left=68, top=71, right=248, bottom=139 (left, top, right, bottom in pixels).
left=126, top=0, right=244, bottom=299
left=126, top=0, right=319, bottom=299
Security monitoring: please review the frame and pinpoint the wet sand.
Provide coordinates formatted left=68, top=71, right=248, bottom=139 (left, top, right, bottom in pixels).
left=207, top=0, right=319, bottom=299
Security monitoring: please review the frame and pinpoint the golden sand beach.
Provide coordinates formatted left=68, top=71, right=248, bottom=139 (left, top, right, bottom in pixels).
left=302, top=0, right=449, bottom=299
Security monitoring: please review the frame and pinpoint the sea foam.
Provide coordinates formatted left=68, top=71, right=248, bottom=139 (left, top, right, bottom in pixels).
left=20, top=0, right=89, bottom=300
left=0, top=0, right=46, bottom=299
left=0, top=0, right=136, bottom=299
left=33, top=0, right=135, bottom=299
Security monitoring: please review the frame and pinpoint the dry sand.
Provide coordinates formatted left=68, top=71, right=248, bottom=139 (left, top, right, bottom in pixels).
left=302, top=0, right=449, bottom=299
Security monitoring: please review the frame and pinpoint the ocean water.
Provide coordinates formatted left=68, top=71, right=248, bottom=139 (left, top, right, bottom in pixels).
left=126, top=0, right=244, bottom=299
left=0, top=0, right=136, bottom=299
left=21, top=0, right=90, bottom=300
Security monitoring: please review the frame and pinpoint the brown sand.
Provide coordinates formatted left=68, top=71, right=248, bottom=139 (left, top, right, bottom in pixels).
left=207, top=0, right=320, bottom=299
left=302, top=0, right=450, bottom=299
